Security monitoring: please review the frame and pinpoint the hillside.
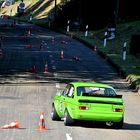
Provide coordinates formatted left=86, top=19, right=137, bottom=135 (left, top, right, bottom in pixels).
left=1, top=0, right=61, bottom=24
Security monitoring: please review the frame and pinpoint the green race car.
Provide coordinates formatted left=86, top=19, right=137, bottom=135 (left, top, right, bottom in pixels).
left=51, top=81, right=124, bottom=128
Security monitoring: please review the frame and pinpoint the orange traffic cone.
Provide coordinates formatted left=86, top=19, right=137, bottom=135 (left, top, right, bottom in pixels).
left=1, top=120, right=20, bottom=129
left=60, top=50, right=64, bottom=60
left=61, top=38, right=68, bottom=44
left=43, top=62, right=48, bottom=74
left=28, top=30, right=31, bottom=37
left=37, top=112, right=48, bottom=130
left=27, top=65, right=36, bottom=73
left=31, top=65, right=36, bottom=72
left=25, top=44, right=32, bottom=49
left=93, top=45, right=97, bottom=52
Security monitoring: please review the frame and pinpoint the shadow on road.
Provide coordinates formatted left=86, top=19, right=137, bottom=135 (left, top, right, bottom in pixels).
left=66, top=121, right=140, bottom=130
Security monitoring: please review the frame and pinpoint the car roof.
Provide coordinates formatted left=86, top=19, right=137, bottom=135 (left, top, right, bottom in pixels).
left=70, top=81, right=114, bottom=89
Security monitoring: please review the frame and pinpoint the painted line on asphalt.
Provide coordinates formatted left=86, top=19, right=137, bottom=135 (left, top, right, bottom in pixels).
left=66, top=133, right=73, bottom=140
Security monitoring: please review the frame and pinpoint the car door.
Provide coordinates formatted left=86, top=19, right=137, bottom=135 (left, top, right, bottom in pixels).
left=59, top=84, right=74, bottom=117
left=58, top=85, right=70, bottom=117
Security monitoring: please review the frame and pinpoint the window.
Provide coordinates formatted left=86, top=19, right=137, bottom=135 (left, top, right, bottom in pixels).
left=77, top=87, right=85, bottom=96
left=67, top=86, right=74, bottom=97
left=62, top=84, right=74, bottom=97
left=77, top=86, right=116, bottom=96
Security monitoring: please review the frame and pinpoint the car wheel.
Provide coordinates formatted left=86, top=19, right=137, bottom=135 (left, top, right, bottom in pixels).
left=115, top=118, right=124, bottom=129
left=64, top=110, right=74, bottom=126
left=51, top=104, right=61, bottom=121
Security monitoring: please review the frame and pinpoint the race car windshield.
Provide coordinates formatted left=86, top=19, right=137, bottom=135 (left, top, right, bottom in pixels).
left=77, top=86, right=116, bottom=96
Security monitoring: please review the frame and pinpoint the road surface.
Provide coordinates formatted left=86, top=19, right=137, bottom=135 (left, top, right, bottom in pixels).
left=0, top=18, right=140, bottom=140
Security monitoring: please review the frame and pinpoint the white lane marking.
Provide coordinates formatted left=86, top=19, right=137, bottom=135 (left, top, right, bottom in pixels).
left=56, top=83, right=60, bottom=88
left=66, top=133, right=73, bottom=140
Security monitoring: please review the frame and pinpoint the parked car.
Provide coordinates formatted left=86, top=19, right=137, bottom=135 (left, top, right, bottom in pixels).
left=51, top=81, right=124, bottom=128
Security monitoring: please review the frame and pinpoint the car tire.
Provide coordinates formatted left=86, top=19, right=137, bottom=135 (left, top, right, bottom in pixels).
left=64, top=110, right=74, bottom=126
left=51, top=104, right=61, bottom=121
left=115, top=118, right=124, bottom=129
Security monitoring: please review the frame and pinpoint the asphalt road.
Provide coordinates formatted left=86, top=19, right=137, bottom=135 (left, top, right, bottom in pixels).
left=0, top=18, right=140, bottom=140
